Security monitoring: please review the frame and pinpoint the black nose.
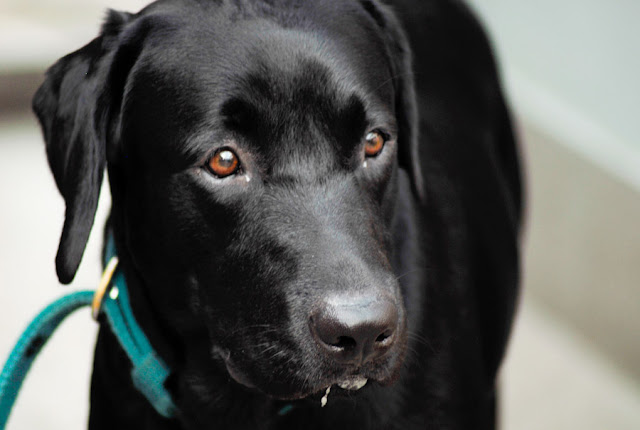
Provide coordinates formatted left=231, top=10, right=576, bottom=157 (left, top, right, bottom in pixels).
left=310, top=298, right=399, bottom=365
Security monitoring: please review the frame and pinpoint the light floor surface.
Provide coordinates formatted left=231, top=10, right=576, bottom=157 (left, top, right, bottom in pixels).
left=1, top=118, right=639, bottom=429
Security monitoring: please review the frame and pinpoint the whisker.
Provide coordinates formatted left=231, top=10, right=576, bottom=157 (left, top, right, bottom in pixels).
left=394, top=268, right=424, bottom=282
left=407, top=331, right=436, bottom=353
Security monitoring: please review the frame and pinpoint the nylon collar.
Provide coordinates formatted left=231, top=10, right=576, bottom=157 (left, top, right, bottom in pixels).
left=94, top=233, right=177, bottom=418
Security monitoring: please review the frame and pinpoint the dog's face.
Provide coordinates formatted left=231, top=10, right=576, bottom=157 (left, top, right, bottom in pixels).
left=35, top=0, right=421, bottom=406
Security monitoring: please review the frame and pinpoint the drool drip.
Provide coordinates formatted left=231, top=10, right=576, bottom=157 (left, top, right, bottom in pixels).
left=320, top=386, right=331, bottom=407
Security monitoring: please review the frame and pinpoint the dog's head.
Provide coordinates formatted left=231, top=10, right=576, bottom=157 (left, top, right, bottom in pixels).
left=34, top=0, right=423, bottom=407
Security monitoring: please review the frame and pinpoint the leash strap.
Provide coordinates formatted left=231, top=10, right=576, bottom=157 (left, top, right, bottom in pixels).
left=0, top=291, right=94, bottom=428
left=0, top=237, right=176, bottom=429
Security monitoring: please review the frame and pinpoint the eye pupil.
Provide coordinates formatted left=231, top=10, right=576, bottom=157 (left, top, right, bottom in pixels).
left=365, top=131, right=385, bottom=157
left=208, top=148, right=239, bottom=177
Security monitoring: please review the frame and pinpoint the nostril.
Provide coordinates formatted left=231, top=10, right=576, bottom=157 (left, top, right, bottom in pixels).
left=333, top=336, right=357, bottom=350
left=375, top=331, right=391, bottom=343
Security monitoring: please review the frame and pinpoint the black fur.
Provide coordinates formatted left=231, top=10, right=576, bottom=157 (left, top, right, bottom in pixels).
left=33, top=0, right=522, bottom=429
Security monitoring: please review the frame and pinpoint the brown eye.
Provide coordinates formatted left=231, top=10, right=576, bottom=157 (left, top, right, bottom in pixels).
left=207, top=148, right=240, bottom=177
left=364, top=131, right=385, bottom=157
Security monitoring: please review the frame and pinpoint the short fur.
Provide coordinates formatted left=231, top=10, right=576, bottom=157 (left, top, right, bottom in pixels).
left=33, top=0, right=523, bottom=429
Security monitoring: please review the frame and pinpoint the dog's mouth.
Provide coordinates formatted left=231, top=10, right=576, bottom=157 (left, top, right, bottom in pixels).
left=215, top=347, right=389, bottom=402
left=302, top=375, right=370, bottom=408
left=273, top=374, right=372, bottom=402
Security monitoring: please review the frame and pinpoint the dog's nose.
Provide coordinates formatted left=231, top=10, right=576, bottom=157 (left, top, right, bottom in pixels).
left=310, top=298, right=399, bottom=365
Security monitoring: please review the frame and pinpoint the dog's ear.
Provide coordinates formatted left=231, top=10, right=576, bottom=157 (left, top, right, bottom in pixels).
left=392, top=39, right=424, bottom=201
left=359, top=0, right=424, bottom=200
left=33, top=10, right=134, bottom=284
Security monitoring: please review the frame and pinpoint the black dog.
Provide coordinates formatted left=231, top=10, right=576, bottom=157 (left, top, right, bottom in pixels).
left=33, top=0, right=522, bottom=428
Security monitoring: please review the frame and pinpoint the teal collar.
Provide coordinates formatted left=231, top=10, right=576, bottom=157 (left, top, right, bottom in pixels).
left=96, top=234, right=177, bottom=418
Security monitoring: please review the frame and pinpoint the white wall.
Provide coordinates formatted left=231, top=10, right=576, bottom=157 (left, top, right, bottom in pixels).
left=468, top=0, right=640, bottom=190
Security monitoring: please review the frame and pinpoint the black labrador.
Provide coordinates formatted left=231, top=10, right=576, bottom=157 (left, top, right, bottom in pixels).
left=33, top=0, right=522, bottom=428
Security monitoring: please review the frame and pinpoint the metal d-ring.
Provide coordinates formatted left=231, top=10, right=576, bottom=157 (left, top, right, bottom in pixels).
left=91, top=256, right=119, bottom=320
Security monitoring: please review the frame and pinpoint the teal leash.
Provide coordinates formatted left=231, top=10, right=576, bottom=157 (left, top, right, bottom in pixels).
left=0, top=235, right=176, bottom=429
left=0, top=291, right=95, bottom=428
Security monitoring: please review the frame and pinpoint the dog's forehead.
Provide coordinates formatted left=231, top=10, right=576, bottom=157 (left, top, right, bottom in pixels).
left=121, top=0, right=396, bottom=166
left=135, top=0, right=395, bottom=99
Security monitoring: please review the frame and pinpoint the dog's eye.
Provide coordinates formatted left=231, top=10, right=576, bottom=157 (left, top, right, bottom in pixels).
left=207, top=148, right=240, bottom=178
left=364, top=131, right=386, bottom=157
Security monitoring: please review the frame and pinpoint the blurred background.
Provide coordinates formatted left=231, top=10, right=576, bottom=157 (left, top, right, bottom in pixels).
left=1, top=0, right=639, bottom=428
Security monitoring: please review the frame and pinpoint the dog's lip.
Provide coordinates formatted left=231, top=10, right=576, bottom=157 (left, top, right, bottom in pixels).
left=214, top=348, right=258, bottom=390
left=213, top=347, right=387, bottom=401
left=266, top=377, right=371, bottom=402
left=285, top=375, right=371, bottom=402
left=336, top=375, right=368, bottom=390
left=223, top=357, right=257, bottom=389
